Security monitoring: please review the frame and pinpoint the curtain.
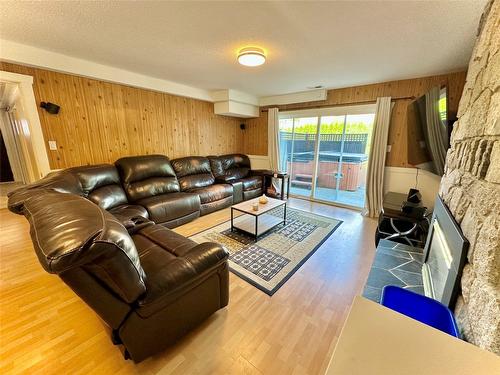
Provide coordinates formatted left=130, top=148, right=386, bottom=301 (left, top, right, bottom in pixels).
left=424, top=87, right=447, bottom=176
left=267, top=107, right=281, bottom=191
left=363, top=97, right=392, bottom=218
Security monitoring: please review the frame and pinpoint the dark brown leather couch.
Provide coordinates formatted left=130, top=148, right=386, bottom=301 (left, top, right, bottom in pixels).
left=70, top=164, right=150, bottom=229
left=18, top=190, right=228, bottom=362
left=171, top=156, right=233, bottom=215
left=7, top=152, right=263, bottom=362
left=115, top=155, right=201, bottom=228
left=209, top=154, right=266, bottom=203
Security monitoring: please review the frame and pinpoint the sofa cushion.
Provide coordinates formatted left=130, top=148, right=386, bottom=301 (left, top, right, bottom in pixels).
left=115, top=155, right=180, bottom=202
left=137, top=192, right=200, bottom=224
left=209, top=154, right=251, bottom=182
left=237, top=176, right=263, bottom=191
left=199, top=196, right=233, bottom=216
left=7, top=170, right=83, bottom=214
left=70, top=164, right=128, bottom=210
left=23, top=191, right=146, bottom=304
left=134, top=224, right=198, bottom=257
left=132, top=225, right=228, bottom=318
left=189, top=184, right=233, bottom=204
left=171, top=156, right=215, bottom=191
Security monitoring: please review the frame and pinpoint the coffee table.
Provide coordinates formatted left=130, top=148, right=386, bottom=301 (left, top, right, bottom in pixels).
left=231, top=196, right=287, bottom=240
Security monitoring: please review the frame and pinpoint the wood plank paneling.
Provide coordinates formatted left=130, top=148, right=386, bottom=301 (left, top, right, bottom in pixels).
left=0, top=62, right=244, bottom=169
left=244, top=71, right=466, bottom=167
left=0, top=61, right=465, bottom=169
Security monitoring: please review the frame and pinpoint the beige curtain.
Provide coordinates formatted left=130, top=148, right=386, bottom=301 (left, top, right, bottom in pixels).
left=267, top=108, right=280, bottom=191
left=363, top=97, right=392, bottom=217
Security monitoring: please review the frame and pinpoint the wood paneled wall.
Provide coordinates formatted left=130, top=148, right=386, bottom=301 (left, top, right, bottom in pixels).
left=243, top=71, right=466, bottom=167
left=0, top=62, right=243, bottom=169
left=1, top=61, right=465, bottom=170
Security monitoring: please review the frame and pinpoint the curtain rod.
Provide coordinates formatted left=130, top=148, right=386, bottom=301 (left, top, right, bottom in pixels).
left=259, top=95, right=416, bottom=112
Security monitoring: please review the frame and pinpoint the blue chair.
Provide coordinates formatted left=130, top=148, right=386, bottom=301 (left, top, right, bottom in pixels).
left=380, top=285, right=460, bottom=338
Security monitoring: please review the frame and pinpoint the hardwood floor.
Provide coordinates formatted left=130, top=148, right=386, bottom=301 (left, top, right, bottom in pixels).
left=0, top=198, right=377, bottom=374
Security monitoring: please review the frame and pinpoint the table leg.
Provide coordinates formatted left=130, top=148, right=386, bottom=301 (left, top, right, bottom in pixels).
left=386, top=218, right=417, bottom=246
left=255, top=215, right=258, bottom=240
left=231, top=208, right=234, bottom=232
left=287, top=176, right=290, bottom=199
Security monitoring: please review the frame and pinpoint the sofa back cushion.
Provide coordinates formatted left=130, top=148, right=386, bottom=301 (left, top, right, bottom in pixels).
left=115, top=155, right=180, bottom=202
left=70, top=164, right=128, bottom=210
left=171, top=156, right=215, bottom=191
left=210, top=154, right=251, bottom=181
left=7, top=169, right=84, bottom=214
left=23, top=191, right=147, bottom=304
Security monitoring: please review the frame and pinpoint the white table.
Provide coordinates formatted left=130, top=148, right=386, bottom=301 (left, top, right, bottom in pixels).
left=325, top=296, right=500, bottom=375
left=231, top=196, right=286, bottom=239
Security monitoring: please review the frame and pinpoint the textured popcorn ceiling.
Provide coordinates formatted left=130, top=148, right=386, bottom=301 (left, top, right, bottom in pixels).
left=0, top=0, right=487, bottom=96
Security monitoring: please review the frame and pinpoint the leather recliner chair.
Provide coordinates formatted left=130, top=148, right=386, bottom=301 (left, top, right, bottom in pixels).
left=115, top=155, right=201, bottom=228
left=171, top=156, right=233, bottom=216
left=10, top=182, right=229, bottom=362
left=69, top=164, right=150, bottom=228
left=209, top=154, right=266, bottom=203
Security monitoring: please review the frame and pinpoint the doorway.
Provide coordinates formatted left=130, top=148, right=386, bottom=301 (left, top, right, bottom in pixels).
left=278, top=104, right=375, bottom=209
left=0, top=129, right=14, bottom=182
left=0, top=81, right=28, bottom=206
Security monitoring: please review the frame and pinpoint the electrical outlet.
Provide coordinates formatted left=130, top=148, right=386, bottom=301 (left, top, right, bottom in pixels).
left=48, top=141, right=57, bottom=151
left=386, top=144, right=392, bottom=153
left=419, top=140, right=426, bottom=148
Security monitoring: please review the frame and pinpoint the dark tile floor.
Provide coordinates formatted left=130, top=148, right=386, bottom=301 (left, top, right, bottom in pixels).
left=363, top=239, right=425, bottom=303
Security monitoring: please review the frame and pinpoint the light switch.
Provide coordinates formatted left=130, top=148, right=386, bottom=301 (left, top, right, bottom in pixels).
left=386, top=145, right=392, bottom=153
left=48, top=140, right=57, bottom=150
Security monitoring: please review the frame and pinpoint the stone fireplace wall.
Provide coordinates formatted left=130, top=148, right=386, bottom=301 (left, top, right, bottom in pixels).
left=439, top=0, right=499, bottom=354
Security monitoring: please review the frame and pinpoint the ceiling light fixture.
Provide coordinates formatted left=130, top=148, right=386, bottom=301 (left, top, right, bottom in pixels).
left=237, top=47, right=266, bottom=67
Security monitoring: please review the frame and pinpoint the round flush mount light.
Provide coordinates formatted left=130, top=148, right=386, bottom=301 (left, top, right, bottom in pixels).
left=237, top=47, right=266, bottom=67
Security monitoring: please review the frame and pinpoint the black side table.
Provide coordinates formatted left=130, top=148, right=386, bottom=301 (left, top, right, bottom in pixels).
left=376, top=192, right=429, bottom=247
left=263, top=172, right=290, bottom=200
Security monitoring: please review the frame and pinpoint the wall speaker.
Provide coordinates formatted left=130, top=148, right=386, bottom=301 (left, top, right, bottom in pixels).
left=40, top=102, right=60, bottom=114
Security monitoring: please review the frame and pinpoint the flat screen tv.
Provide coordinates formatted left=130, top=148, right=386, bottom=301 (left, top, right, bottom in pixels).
left=407, top=86, right=453, bottom=176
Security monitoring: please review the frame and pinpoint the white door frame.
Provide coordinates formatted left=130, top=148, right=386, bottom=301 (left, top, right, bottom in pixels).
left=0, top=70, right=51, bottom=180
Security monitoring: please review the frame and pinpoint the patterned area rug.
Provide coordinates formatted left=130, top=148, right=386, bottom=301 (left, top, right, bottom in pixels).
left=189, top=207, right=342, bottom=295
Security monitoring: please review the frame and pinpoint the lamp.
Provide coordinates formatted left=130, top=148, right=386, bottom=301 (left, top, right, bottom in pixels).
left=237, top=47, right=266, bottom=67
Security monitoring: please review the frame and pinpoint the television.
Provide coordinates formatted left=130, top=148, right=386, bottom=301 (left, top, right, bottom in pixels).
left=407, top=86, right=453, bottom=176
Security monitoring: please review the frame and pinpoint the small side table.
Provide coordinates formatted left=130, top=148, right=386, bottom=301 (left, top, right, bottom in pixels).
left=376, top=192, right=429, bottom=247
left=263, top=172, right=290, bottom=200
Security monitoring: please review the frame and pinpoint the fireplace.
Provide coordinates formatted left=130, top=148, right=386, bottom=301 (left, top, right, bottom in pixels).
left=422, top=196, right=468, bottom=308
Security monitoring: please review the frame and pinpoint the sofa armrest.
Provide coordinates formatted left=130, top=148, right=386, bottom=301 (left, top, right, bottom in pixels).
left=136, top=242, right=228, bottom=317
left=214, top=175, right=236, bottom=183
left=183, top=242, right=229, bottom=274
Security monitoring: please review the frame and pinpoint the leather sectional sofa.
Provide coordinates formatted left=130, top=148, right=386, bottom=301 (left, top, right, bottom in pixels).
left=8, top=153, right=266, bottom=362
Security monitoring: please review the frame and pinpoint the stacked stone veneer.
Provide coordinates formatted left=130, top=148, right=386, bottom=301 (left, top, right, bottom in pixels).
left=439, top=0, right=499, bottom=354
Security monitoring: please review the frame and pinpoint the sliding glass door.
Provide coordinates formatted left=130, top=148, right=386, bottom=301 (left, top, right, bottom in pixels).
left=279, top=116, right=319, bottom=198
left=279, top=105, right=375, bottom=208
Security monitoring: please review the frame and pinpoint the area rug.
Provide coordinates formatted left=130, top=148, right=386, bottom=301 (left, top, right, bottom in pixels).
left=189, top=207, right=342, bottom=295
